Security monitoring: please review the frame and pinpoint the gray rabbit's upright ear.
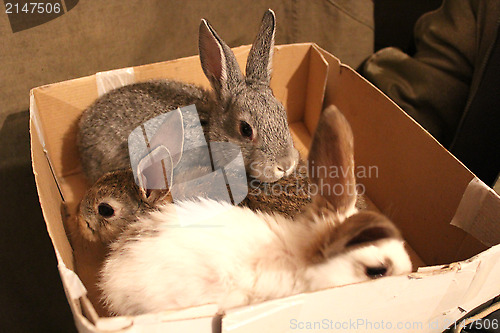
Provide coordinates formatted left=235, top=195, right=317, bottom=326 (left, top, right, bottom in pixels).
left=322, top=211, right=401, bottom=258
left=245, top=9, right=276, bottom=85
left=307, top=105, right=356, bottom=215
left=199, top=19, right=244, bottom=100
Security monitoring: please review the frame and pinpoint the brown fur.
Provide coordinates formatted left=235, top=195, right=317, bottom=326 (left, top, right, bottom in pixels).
left=77, top=169, right=172, bottom=243
left=240, top=159, right=311, bottom=218
left=307, top=106, right=356, bottom=216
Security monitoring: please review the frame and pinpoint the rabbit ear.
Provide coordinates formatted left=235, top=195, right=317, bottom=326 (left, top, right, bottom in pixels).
left=307, top=105, right=356, bottom=215
left=322, top=211, right=402, bottom=258
left=199, top=19, right=244, bottom=101
left=136, top=146, right=174, bottom=205
left=342, top=212, right=401, bottom=248
left=148, top=108, right=184, bottom=168
left=245, top=9, right=276, bottom=85
left=138, top=186, right=171, bottom=206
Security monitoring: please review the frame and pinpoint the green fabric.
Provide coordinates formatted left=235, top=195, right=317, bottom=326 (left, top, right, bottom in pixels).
left=363, top=0, right=500, bottom=147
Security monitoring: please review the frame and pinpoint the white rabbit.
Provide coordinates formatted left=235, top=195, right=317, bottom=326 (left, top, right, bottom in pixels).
left=99, top=106, right=412, bottom=315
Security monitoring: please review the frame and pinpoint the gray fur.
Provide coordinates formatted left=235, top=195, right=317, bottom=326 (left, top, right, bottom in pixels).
left=78, top=80, right=212, bottom=183
left=78, top=9, right=298, bottom=184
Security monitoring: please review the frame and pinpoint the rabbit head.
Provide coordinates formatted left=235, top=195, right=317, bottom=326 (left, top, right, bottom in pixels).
left=199, top=9, right=299, bottom=183
left=303, top=211, right=412, bottom=291
left=77, top=169, right=171, bottom=243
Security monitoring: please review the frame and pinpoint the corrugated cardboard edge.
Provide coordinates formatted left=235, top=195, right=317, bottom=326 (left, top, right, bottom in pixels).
left=303, top=44, right=329, bottom=134
left=29, top=92, right=46, bottom=149
left=29, top=92, right=65, bottom=199
left=451, top=177, right=500, bottom=247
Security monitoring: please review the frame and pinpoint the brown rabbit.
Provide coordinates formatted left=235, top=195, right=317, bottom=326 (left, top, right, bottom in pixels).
left=241, top=159, right=311, bottom=218
left=76, top=169, right=171, bottom=243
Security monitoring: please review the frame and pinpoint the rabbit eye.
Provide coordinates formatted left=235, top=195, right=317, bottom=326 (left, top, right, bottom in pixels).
left=365, top=266, right=387, bottom=279
left=239, top=121, right=253, bottom=139
left=98, top=203, right=115, bottom=218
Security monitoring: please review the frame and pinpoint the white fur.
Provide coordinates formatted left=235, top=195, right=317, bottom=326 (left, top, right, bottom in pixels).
left=100, top=199, right=411, bottom=315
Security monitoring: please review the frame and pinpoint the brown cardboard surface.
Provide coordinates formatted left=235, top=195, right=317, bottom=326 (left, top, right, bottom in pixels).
left=289, top=122, right=311, bottom=159
left=134, top=44, right=316, bottom=125
left=318, top=49, right=487, bottom=265
left=30, top=116, right=74, bottom=270
left=32, top=76, right=98, bottom=180
left=30, top=43, right=498, bottom=331
left=303, top=45, right=329, bottom=133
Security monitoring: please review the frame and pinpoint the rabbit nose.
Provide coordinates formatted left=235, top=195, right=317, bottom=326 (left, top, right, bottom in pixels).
left=274, top=158, right=296, bottom=178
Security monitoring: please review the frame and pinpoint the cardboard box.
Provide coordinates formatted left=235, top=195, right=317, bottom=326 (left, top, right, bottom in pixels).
left=30, top=43, right=500, bottom=332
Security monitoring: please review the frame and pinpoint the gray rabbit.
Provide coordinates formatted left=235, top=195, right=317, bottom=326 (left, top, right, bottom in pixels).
left=78, top=9, right=299, bottom=184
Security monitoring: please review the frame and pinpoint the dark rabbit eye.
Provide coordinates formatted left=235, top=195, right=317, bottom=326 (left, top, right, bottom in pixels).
left=98, top=203, right=115, bottom=218
left=239, top=121, right=253, bottom=139
left=366, top=266, right=388, bottom=279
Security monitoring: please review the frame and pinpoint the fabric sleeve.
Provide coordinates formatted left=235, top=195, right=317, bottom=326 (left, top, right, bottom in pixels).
left=362, top=0, right=477, bottom=145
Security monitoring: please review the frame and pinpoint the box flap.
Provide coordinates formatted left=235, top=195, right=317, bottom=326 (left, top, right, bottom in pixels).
left=317, top=48, right=488, bottom=266
left=29, top=112, right=74, bottom=269
left=31, top=76, right=98, bottom=181
left=303, top=44, right=329, bottom=135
